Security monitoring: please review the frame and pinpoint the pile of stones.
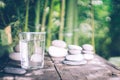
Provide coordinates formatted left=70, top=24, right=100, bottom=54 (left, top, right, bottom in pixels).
left=82, top=44, right=94, bottom=60
left=9, top=44, right=21, bottom=61
left=63, top=45, right=87, bottom=65
left=63, top=44, right=94, bottom=66
left=5, top=44, right=26, bottom=74
left=48, top=40, right=95, bottom=66
left=48, top=40, right=68, bottom=57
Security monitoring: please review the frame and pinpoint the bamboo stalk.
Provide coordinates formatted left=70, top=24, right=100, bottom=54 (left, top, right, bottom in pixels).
left=65, top=0, right=74, bottom=44
left=59, top=0, right=65, bottom=40
left=24, top=0, right=29, bottom=32
left=41, top=0, right=48, bottom=32
left=35, top=0, right=40, bottom=32
left=90, top=0, right=95, bottom=52
left=73, top=0, right=79, bottom=45
left=46, top=0, right=54, bottom=48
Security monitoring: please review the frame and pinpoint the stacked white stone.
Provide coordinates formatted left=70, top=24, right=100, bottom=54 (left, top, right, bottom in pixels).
left=9, top=44, right=21, bottom=61
left=48, top=40, right=68, bottom=57
left=63, top=45, right=87, bottom=65
left=63, top=44, right=95, bottom=66
left=68, top=45, right=82, bottom=55
left=7, top=44, right=27, bottom=74
left=82, top=44, right=94, bottom=60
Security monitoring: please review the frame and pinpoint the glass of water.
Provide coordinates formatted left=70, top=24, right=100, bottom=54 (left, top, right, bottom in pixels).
left=19, top=32, right=46, bottom=69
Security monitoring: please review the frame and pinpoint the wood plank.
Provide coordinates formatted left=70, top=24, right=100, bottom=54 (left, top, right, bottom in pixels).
left=1, top=54, right=120, bottom=80
left=15, top=69, right=60, bottom=80
left=55, top=64, right=112, bottom=80
left=0, top=56, right=60, bottom=80
left=50, top=57, right=65, bottom=64
left=0, top=76, right=14, bottom=80
left=109, top=77, right=120, bottom=80
left=52, top=54, right=120, bottom=80
left=55, top=65, right=75, bottom=80
left=69, top=68, right=87, bottom=80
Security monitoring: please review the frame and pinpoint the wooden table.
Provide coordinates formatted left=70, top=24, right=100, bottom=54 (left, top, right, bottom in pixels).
left=0, top=54, right=120, bottom=80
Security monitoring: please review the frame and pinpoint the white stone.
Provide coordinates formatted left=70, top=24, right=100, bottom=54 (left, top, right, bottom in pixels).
left=30, top=53, right=42, bottom=62
left=68, top=45, right=82, bottom=50
left=82, top=50, right=94, bottom=54
left=63, top=60, right=87, bottom=66
left=83, top=54, right=94, bottom=60
left=48, top=46, right=68, bottom=57
left=14, top=44, right=20, bottom=52
left=68, top=49, right=81, bottom=55
left=9, top=52, right=21, bottom=61
left=52, top=40, right=67, bottom=48
left=82, top=44, right=94, bottom=51
left=4, top=67, right=26, bottom=75
left=65, top=54, right=84, bottom=61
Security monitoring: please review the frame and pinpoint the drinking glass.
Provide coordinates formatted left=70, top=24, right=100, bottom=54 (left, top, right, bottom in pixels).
left=19, top=32, right=46, bottom=69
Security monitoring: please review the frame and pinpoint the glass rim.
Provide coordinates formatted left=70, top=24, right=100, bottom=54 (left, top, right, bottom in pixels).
left=19, top=32, right=46, bottom=34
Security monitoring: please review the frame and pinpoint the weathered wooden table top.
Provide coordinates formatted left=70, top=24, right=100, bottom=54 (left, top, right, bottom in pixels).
left=0, top=54, right=120, bottom=80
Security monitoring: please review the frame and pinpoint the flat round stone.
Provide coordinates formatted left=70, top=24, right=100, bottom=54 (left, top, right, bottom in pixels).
left=65, top=54, right=84, bottom=61
left=63, top=60, right=87, bottom=66
left=48, top=46, right=68, bottom=57
left=30, top=53, right=42, bottom=62
left=52, top=40, right=67, bottom=48
left=68, top=45, right=82, bottom=50
left=82, top=50, right=94, bottom=54
left=4, top=67, right=26, bottom=75
left=83, top=54, right=94, bottom=60
left=68, top=49, right=81, bottom=55
left=82, top=44, right=94, bottom=51
left=9, top=52, right=21, bottom=61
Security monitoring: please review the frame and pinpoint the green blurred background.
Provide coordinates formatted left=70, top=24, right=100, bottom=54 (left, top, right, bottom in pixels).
left=0, top=0, right=120, bottom=66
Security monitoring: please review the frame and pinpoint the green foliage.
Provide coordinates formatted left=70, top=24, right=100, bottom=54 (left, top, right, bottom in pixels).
left=109, top=57, right=120, bottom=66
left=0, top=1, right=5, bottom=8
left=54, top=0, right=60, bottom=13
left=109, top=0, right=120, bottom=57
left=77, top=0, right=112, bottom=58
left=0, top=30, right=13, bottom=57
left=0, top=0, right=119, bottom=59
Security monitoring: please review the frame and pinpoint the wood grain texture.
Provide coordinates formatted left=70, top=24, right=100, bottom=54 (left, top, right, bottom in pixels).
left=51, top=54, right=120, bottom=80
left=0, top=54, right=120, bottom=80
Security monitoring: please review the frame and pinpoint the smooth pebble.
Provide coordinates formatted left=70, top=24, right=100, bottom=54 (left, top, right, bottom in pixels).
left=52, top=40, right=67, bottom=48
left=68, top=45, right=82, bottom=50
left=9, top=52, right=21, bottom=61
left=82, top=44, right=94, bottom=51
left=63, top=60, right=87, bottom=66
left=65, top=54, right=84, bottom=61
left=30, top=53, right=42, bottom=62
left=48, top=46, right=68, bottom=57
left=68, top=49, right=81, bottom=55
left=83, top=54, right=94, bottom=60
left=4, top=67, right=26, bottom=75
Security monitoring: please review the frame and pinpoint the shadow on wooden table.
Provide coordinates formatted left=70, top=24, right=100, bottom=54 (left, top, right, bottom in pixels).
left=0, top=54, right=120, bottom=80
